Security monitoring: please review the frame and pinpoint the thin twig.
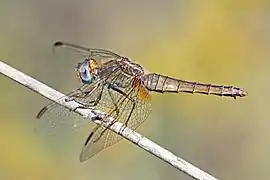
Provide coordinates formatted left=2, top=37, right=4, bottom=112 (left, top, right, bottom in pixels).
left=0, top=60, right=218, bottom=180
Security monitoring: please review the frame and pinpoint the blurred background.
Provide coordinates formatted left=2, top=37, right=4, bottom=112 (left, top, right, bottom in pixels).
left=0, top=0, right=268, bottom=180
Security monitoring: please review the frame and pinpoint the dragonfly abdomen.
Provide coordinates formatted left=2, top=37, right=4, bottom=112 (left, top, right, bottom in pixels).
left=143, top=73, right=247, bottom=99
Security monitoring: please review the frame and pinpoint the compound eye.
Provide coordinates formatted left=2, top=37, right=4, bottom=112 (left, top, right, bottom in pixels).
left=77, top=60, right=92, bottom=83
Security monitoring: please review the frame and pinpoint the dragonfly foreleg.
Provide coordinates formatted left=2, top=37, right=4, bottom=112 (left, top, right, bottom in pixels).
left=92, top=85, right=104, bottom=106
left=65, top=89, right=90, bottom=102
left=67, top=84, right=102, bottom=108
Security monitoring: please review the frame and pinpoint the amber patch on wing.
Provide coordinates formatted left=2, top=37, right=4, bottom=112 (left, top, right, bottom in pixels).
left=138, top=85, right=151, bottom=101
left=133, top=78, right=151, bottom=101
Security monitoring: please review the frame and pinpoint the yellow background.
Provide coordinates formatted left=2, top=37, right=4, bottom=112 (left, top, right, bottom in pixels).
left=0, top=1, right=268, bottom=180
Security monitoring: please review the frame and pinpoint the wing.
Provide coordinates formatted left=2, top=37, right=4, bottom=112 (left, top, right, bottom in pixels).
left=35, top=82, right=100, bottom=135
left=79, top=77, right=152, bottom=161
left=53, top=41, right=123, bottom=65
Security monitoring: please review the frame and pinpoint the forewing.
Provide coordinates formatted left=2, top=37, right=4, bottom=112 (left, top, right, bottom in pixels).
left=35, top=101, right=87, bottom=135
left=35, top=83, right=100, bottom=135
left=53, top=41, right=122, bottom=65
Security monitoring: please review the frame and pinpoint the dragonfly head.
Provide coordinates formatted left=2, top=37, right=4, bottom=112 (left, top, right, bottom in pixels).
left=76, top=58, right=99, bottom=84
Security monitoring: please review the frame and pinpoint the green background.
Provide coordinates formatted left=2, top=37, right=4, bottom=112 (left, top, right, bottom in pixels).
left=0, top=1, right=267, bottom=180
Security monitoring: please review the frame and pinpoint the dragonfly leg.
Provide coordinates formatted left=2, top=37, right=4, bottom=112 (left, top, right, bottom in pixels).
left=68, top=84, right=102, bottom=108
left=77, top=83, right=104, bottom=106
left=65, top=90, right=90, bottom=102
left=71, top=103, right=89, bottom=111
left=107, top=86, right=120, bottom=116
left=66, top=84, right=92, bottom=101
left=120, top=98, right=136, bottom=135
left=125, top=100, right=136, bottom=126
left=109, top=85, right=136, bottom=128
left=92, top=85, right=104, bottom=106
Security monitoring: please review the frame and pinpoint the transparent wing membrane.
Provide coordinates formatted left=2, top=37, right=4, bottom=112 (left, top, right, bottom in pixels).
left=36, top=96, right=86, bottom=135
left=53, top=41, right=122, bottom=65
left=35, top=101, right=89, bottom=135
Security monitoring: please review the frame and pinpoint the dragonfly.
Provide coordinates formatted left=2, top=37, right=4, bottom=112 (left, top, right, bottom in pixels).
left=36, top=41, right=247, bottom=162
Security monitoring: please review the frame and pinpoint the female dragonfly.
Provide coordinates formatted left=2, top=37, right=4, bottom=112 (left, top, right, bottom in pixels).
left=36, top=41, right=247, bottom=162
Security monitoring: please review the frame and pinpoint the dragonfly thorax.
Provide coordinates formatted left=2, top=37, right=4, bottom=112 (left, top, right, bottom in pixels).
left=76, top=58, right=99, bottom=84
left=119, top=58, right=144, bottom=77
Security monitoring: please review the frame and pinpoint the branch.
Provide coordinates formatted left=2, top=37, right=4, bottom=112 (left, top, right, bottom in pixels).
left=0, top=60, right=218, bottom=180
